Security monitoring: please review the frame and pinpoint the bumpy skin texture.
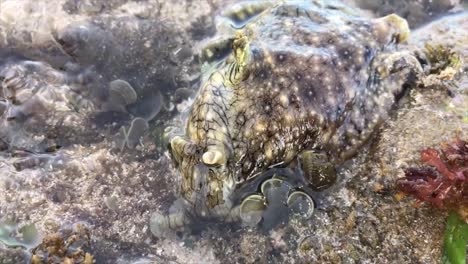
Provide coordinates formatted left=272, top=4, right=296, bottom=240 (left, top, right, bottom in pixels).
left=169, top=0, right=423, bottom=219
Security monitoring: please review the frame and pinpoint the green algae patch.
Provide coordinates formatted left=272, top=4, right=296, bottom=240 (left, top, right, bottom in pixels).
left=0, top=220, right=40, bottom=249
left=443, top=212, right=468, bottom=264
left=424, top=43, right=462, bottom=75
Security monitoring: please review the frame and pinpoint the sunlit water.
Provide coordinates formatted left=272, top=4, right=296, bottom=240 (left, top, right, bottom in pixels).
left=0, top=0, right=466, bottom=263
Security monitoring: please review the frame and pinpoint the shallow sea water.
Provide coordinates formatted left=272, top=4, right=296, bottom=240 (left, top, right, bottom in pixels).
left=0, top=0, right=466, bottom=263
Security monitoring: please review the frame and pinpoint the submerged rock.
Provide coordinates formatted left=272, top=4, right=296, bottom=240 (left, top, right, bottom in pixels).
left=0, top=0, right=200, bottom=125
left=0, top=53, right=97, bottom=149
left=0, top=0, right=213, bottom=154
left=354, top=0, right=464, bottom=27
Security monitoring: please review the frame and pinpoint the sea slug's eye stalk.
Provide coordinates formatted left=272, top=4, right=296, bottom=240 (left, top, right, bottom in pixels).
left=227, top=33, right=250, bottom=86
left=382, top=14, right=410, bottom=43
left=374, top=14, right=410, bottom=44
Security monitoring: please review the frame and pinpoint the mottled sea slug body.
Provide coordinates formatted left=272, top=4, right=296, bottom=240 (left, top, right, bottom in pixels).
left=158, top=0, right=424, bottom=230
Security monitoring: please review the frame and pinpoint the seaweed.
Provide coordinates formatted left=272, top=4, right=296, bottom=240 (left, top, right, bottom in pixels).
left=0, top=220, right=40, bottom=249
left=398, top=138, right=468, bottom=263
left=424, top=43, right=462, bottom=76
left=397, top=137, right=468, bottom=220
left=443, top=212, right=468, bottom=264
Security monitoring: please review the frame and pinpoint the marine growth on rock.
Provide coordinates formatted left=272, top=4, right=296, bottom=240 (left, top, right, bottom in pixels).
left=397, top=137, right=468, bottom=221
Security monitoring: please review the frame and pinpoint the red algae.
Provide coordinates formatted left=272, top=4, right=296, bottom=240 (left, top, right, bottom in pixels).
left=397, top=137, right=468, bottom=221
